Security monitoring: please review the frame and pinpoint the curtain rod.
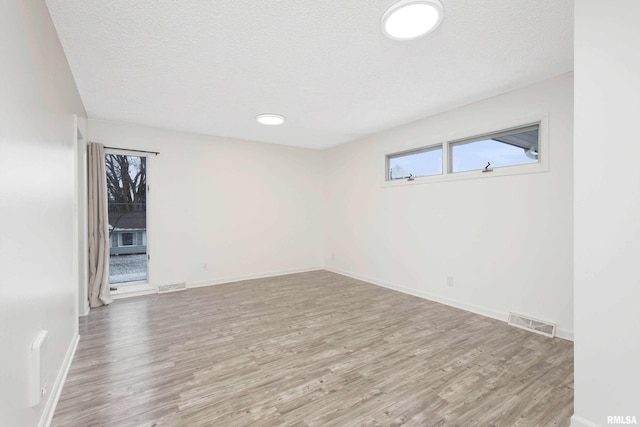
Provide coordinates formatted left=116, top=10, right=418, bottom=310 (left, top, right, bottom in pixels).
left=104, top=146, right=160, bottom=155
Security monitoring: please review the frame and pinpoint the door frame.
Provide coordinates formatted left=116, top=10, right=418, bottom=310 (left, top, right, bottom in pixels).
left=104, top=147, right=155, bottom=298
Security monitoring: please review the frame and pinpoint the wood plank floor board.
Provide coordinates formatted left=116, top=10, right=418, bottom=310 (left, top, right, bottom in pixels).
left=52, top=270, right=573, bottom=426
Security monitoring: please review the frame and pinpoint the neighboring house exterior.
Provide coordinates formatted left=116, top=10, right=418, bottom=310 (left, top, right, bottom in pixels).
left=108, top=211, right=146, bottom=255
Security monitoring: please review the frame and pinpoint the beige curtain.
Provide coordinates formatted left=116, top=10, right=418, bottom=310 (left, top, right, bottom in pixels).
left=87, top=142, right=112, bottom=308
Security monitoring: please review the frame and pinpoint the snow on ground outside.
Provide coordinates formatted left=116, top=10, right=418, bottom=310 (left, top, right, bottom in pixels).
left=109, top=254, right=147, bottom=285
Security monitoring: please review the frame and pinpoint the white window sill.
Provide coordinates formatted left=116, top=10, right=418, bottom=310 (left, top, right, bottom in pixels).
left=382, top=162, right=549, bottom=188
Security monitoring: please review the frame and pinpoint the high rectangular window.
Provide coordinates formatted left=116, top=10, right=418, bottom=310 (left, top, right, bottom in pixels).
left=387, top=146, right=442, bottom=181
left=449, top=124, right=539, bottom=173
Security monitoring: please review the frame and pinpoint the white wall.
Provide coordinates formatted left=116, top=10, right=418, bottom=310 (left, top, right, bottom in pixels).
left=573, top=1, right=640, bottom=426
left=87, top=120, right=324, bottom=289
left=0, top=1, right=86, bottom=426
left=75, top=116, right=89, bottom=316
left=324, top=74, right=574, bottom=338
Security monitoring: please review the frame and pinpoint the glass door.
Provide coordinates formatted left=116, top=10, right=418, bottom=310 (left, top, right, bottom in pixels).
left=105, top=152, right=148, bottom=288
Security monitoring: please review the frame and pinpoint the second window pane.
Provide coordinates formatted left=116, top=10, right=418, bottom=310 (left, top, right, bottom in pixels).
left=450, top=126, right=539, bottom=173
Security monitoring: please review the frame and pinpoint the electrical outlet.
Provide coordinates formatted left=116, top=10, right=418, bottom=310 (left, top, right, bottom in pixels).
left=331, top=252, right=335, bottom=261
left=447, top=276, right=454, bottom=287
left=203, top=263, right=208, bottom=271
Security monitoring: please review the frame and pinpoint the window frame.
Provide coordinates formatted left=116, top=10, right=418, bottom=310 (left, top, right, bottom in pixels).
left=448, top=123, right=541, bottom=174
left=105, top=147, right=153, bottom=295
left=386, top=144, right=444, bottom=181
left=119, top=232, right=135, bottom=247
left=382, top=114, right=549, bottom=186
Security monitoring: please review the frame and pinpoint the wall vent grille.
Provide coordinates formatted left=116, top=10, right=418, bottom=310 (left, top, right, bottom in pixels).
left=508, top=312, right=556, bottom=338
left=158, top=282, right=187, bottom=293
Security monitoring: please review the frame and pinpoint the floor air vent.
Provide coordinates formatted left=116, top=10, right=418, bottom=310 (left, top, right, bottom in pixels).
left=158, top=282, right=187, bottom=293
left=508, top=312, right=556, bottom=338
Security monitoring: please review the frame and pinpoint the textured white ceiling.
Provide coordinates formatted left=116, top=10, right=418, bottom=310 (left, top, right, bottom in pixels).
left=45, top=0, right=573, bottom=149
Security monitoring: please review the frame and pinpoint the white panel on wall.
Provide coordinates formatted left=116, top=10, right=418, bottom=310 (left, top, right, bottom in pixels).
left=29, top=331, right=48, bottom=407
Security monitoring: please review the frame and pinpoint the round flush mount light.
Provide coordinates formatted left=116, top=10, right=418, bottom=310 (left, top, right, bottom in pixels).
left=256, top=113, right=285, bottom=125
left=381, top=0, right=444, bottom=41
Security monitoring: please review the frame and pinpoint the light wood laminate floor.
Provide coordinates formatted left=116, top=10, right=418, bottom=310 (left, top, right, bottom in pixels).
left=53, top=270, right=573, bottom=426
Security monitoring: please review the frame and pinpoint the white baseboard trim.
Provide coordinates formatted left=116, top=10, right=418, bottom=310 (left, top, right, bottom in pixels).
left=109, top=267, right=324, bottom=300
left=324, top=267, right=574, bottom=341
left=39, top=333, right=79, bottom=427
left=571, top=414, right=601, bottom=427
left=187, top=266, right=324, bottom=289
left=556, top=327, right=574, bottom=341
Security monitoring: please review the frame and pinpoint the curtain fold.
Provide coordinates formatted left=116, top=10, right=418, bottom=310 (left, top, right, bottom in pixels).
left=87, top=142, right=112, bottom=308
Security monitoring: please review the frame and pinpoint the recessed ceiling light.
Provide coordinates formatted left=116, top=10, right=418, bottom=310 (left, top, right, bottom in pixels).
left=381, top=0, right=443, bottom=41
left=256, top=113, right=285, bottom=125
